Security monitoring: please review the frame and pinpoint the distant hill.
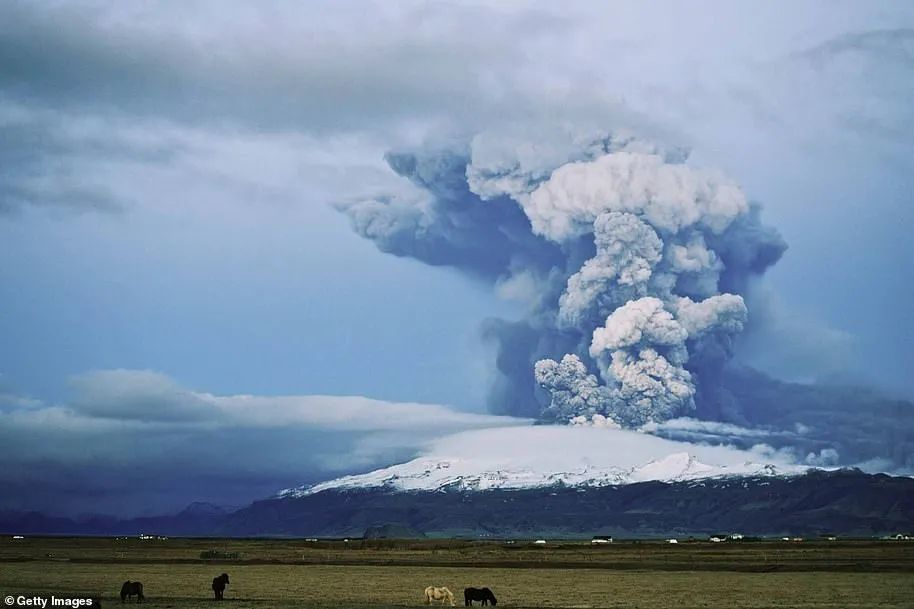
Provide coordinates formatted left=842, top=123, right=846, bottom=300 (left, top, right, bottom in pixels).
left=363, top=523, right=426, bottom=539
left=1, top=469, right=911, bottom=538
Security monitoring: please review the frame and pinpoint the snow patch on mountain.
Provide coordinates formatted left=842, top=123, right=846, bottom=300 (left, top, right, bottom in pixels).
left=280, top=425, right=808, bottom=497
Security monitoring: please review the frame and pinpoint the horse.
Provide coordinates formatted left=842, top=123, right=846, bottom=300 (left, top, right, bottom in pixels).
left=464, top=588, right=497, bottom=606
left=119, top=581, right=144, bottom=603
left=212, top=573, right=230, bottom=600
left=424, top=586, right=456, bottom=606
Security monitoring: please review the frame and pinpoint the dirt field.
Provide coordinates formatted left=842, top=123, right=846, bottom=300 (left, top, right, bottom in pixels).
left=1, top=538, right=911, bottom=609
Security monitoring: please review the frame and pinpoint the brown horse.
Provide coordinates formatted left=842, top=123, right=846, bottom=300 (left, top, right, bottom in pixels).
left=120, top=581, right=144, bottom=603
left=212, top=573, right=230, bottom=600
left=464, top=588, right=497, bottom=606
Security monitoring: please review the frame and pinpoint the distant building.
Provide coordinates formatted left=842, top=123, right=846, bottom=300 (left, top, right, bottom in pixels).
left=12, top=535, right=24, bottom=540
left=534, top=539, right=547, bottom=544
left=667, top=539, right=678, bottom=544
left=591, top=536, right=613, bottom=544
left=710, top=533, right=744, bottom=542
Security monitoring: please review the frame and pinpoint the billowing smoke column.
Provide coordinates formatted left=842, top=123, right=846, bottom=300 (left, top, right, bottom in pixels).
left=337, top=127, right=786, bottom=427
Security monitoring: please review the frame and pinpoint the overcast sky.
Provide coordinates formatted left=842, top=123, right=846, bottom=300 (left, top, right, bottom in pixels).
left=1, top=1, right=912, bottom=516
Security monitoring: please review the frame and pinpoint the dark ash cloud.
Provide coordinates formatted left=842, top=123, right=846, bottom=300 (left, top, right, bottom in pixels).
left=338, top=128, right=786, bottom=428
left=336, top=125, right=914, bottom=473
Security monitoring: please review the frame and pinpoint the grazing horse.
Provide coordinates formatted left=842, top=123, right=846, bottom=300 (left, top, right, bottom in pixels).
left=119, top=581, right=144, bottom=603
left=464, top=588, right=497, bottom=606
left=212, top=573, right=230, bottom=600
left=424, top=586, right=456, bottom=606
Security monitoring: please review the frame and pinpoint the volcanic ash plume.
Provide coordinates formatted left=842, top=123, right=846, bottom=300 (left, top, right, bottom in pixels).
left=336, top=127, right=786, bottom=426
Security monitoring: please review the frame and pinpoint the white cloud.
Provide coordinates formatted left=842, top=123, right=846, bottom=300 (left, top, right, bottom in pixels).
left=643, top=417, right=775, bottom=440
left=61, top=368, right=525, bottom=430
left=0, top=369, right=528, bottom=515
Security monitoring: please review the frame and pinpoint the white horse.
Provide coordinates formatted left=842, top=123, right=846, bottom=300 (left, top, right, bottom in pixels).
left=425, top=586, right=456, bottom=606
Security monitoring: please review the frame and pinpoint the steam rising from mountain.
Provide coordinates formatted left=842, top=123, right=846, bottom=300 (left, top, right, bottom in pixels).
left=337, top=127, right=786, bottom=426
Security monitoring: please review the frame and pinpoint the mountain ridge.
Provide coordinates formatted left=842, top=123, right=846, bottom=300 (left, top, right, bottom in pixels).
left=281, top=450, right=802, bottom=497
left=2, top=469, right=911, bottom=538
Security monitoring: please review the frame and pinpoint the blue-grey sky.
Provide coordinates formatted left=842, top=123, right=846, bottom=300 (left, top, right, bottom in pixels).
left=1, top=1, right=912, bottom=516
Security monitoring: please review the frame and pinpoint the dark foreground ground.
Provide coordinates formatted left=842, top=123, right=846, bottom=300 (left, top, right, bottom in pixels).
left=1, top=537, right=912, bottom=609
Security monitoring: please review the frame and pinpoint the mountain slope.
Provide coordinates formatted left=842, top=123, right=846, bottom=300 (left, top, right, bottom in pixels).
left=280, top=426, right=807, bottom=496
left=230, top=469, right=914, bottom=538
left=2, top=469, right=911, bottom=537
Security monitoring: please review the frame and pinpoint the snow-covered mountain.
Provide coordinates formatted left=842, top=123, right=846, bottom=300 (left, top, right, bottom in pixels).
left=280, top=425, right=807, bottom=497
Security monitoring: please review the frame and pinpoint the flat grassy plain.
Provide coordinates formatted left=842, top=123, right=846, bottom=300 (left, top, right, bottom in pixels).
left=1, top=538, right=911, bottom=609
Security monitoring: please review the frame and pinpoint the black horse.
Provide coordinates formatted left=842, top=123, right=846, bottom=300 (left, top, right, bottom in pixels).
left=120, top=581, right=144, bottom=603
left=464, top=588, right=497, bottom=606
left=212, top=573, right=230, bottom=600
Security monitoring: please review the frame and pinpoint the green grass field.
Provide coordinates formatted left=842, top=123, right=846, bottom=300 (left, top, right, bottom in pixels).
left=1, top=538, right=912, bottom=609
